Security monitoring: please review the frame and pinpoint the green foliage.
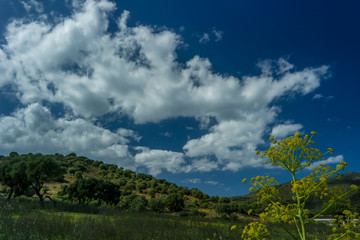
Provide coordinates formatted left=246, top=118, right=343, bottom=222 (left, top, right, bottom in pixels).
left=128, top=196, right=148, bottom=212
left=75, top=171, right=83, bottom=179
left=242, top=132, right=360, bottom=240
left=0, top=158, right=30, bottom=200
left=0, top=154, right=65, bottom=205
left=218, top=197, right=230, bottom=203
left=60, top=178, right=121, bottom=206
left=124, top=181, right=136, bottom=191
left=0, top=152, right=212, bottom=215
left=26, top=154, right=65, bottom=205
left=166, top=193, right=185, bottom=212
left=136, top=181, right=147, bottom=193
left=118, top=177, right=127, bottom=187
left=148, top=198, right=165, bottom=212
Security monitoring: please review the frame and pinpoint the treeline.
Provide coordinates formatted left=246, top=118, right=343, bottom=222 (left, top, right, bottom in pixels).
left=0, top=152, right=258, bottom=217
left=0, top=152, right=64, bottom=206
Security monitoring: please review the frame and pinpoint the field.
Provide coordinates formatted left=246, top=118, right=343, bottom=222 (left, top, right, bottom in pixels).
left=0, top=197, right=334, bottom=240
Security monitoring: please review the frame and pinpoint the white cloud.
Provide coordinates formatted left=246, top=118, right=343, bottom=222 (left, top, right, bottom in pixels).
left=184, top=178, right=201, bottom=184
left=313, top=93, right=334, bottom=101
left=185, top=158, right=219, bottom=172
left=271, top=123, right=303, bottom=139
left=21, top=0, right=43, bottom=13
left=0, top=0, right=329, bottom=174
left=0, top=103, right=135, bottom=168
left=212, top=28, right=223, bottom=42
left=313, top=93, right=323, bottom=99
left=310, top=155, right=344, bottom=169
left=198, top=28, right=223, bottom=44
left=205, top=180, right=219, bottom=185
left=199, top=33, right=210, bottom=44
left=134, top=147, right=185, bottom=175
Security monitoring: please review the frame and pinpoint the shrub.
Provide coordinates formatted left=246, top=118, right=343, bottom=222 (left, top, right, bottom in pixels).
left=129, top=196, right=148, bottom=212
left=166, top=193, right=185, bottom=212
left=148, top=198, right=165, bottom=212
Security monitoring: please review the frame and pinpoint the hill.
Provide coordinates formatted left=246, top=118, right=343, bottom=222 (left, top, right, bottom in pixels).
left=231, top=171, right=360, bottom=214
left=0, top=152, right=220, bottom=216
left=1, top=152, right=359, bottom=217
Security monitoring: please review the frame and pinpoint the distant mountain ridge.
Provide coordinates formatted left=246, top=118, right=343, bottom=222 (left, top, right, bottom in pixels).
left=232, top=171, right=360, bottom=213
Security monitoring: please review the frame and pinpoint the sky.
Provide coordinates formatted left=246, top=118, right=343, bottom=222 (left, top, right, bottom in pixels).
left=0, top=0, right=359, bottom=197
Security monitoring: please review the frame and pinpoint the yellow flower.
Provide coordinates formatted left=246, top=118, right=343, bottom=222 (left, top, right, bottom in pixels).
left=231, top=225, right=237, bottom=231
left=242, top=178, right=247, bottom=184
left=311, top=131, right=317, bottom=135
left=294, top=132, right=301, bottom=137
left=269, top=136, right=274, bottom=140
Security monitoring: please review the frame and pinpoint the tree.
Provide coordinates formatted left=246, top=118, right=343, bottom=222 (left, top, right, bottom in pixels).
left=128, top=196, right=148, bottom=212
left=165, top=193, right=185, bottom=212
left=149, top=198, right=165, bottom=212
left=25, top=155, right=65, bottom=207
left=62, top=178, right=121, bottom=206
left=96, top=180, right=121, bottom=205
left=241, top=132, right=359, bottom=240
left=0, top=159, right=30, bottom=200
left=63, top=178, right=99, bottom=205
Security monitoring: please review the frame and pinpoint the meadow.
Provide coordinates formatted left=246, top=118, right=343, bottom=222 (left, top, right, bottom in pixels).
left=0, top=197, right=334, bottom=240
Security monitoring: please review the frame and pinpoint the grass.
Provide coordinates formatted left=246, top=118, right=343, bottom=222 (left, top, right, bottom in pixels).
left=0, top=197, right=334, bottom=240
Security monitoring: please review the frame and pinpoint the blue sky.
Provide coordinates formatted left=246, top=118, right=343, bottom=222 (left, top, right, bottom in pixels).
left=0, top=0, right=359, bottom=197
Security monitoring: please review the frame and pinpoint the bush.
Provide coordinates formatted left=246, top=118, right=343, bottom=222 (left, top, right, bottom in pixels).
left=215, top=203, right=233, bottom=215
left=166, top=193, right=185, bottom=212
left=229, top=212, right=238, bottom=220
left=118, top=178, right=127, bottom=187
left=75, top=171, right=83, bottom=179
left=129, top=196, right=148, bottom=212
left=148, top=198, right=165, bottom=212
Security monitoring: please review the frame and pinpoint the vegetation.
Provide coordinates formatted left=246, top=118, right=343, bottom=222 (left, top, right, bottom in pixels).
left=241, top=132, right=360, bottom=240
left=0, top=196, right=336, bottom=240
left=0, top=133, right=360, bottom=239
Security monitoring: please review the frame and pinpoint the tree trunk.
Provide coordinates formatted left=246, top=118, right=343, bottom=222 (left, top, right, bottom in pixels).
left=39, top=196, right=45, bottom=208
left=6, top=187, right=14, bottom=201
left=34, top=189, right=45, bottom=208
left=45, top=195, right=57, bottom=207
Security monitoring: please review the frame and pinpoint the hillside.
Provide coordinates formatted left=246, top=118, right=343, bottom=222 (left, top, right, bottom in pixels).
left=1, top=152, right=359, bottom=218
left=232, top=171, right=360, bottom=214
left=0, top=152, right=221, bottom=216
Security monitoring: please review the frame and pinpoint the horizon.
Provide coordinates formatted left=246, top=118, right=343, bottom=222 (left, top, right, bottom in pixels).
left=0, top=0, right=359, bottom=197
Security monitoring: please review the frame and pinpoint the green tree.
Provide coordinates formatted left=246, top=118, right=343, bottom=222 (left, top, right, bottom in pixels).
left=149, top=198, right=165, bottom=212
left=0, top=159, right=30, bottom=200
left=242, top=132, right=359, bottom=240
left=166, top=193, right=185, bottom=212
left=25, top=155, right=65, bottom=207
left=96, top=180, right=121, bottom=205
left=129, top=196, right=148, bottom=212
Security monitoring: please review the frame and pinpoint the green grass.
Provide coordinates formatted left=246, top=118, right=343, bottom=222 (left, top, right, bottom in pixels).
left=0, top=198, right=333, bottom=240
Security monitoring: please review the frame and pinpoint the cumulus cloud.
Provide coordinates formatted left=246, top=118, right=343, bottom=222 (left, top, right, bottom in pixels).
left=0, top=103, right=135, bottom=167
left=134, top=147, right=185, bottom=175
left=0, top=0, right=329, bottom=174
left=271, top=123, right=303, bottom=139
left=185, top=158, right=219, bottom=172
